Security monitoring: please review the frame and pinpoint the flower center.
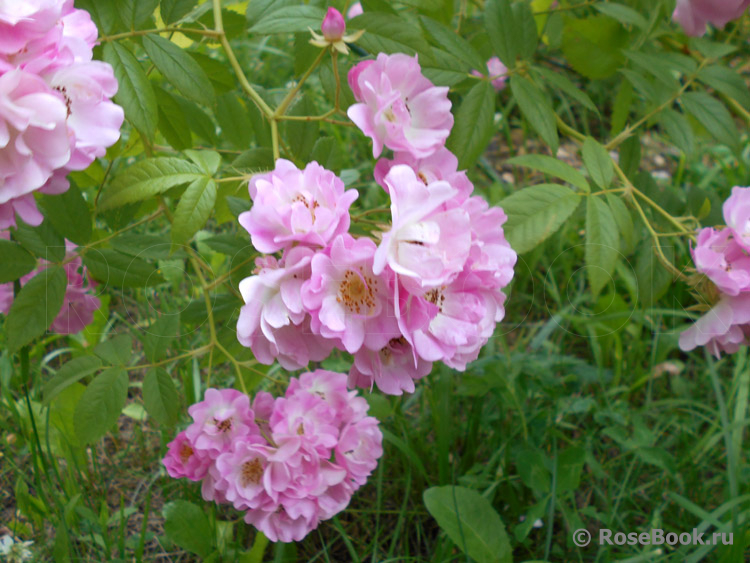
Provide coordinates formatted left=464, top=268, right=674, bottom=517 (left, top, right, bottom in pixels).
left=425, top=288, right=445, bottom=311
left=291, top=194, right=320, bottom=221
left=178, top=443, right=194, bottom=464
left=53, top=85, right=72, bottom=117
left=240, top=458, right=263, bottom=487
left=384, top=107, right=397, bottom=122
left=337, top=269, right=376, bottom=314
left=214, top=417, right=233, bottom=433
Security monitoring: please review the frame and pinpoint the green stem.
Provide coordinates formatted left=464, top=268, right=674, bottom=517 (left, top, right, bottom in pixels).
left=99, top=27, right=222, bottom=42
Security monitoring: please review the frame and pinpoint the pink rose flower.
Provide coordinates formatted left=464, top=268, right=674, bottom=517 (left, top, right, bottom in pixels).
left=673, top=0, right=750, bottom=35
left=349, top=336, right=432, bottom=395
left=691, top=227, right=750, bottom=296
left=373, top=147, right=474, bottom=204
left=335, top=416, right=383, bottom=488
left=373, top=164, right=472, bottom=294
left=239, top=159, right=358, bottom=254
left=463, top=196, right=517, bottom=289
left=347, top=53, right=453, bottom=158
left=302, top=234, right=400, bottom=354
left=236, top=249, right=335, bottom=370
left=243, top=498, right=319, bottom=543
left=679, top=294, right=750, bottom=357
left=211, top=440, right=275, bottom=510
left=185, top=388, right=260, bottom=455
left=269, top=391, right=340, bottom=456
left=347, top=2, right=363, bottom=19
left=471, top=56, right=508, bottom=91
left=723, top=186, right=750, bottom=252
left=162, top=431, right=212, bottom=481
left=0, top=0, right=67, bottom=55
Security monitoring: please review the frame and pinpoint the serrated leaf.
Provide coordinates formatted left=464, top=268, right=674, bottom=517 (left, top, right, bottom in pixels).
left=83, top=249, right=164, bottom=288
left=510, top=75, right=559, bottom=153
left=38, top=184, right=91, bottom=245
left=446, top=81, right=495, bottom=169
left=43, top=356, right=102, bottom=405
left=246, top=0, right=296, bottom=23
left=171, top=177, right=217, bottom=246
left=75, top=0, right=116, bottom=34
left=176, top=96, right=218, bottom=144
left=508, top=154, right=589, bottom=192
left=423, top=486, right=512, bottom=563
left=286, top=93, right=319, bottom=160
left=660, top=108, right=694, bottom=155
left=594, top=3, right=648, bottom=28
left=6, top=267, right=66, bottom=351
left=142, top=368, right=180, bottom=426
left=697, top=65, right=750, bottom=110
left=561, top=15, right=628, bottom=80
left=13, top=219, right=66, bottom=262
left=116, top=0, right=159, bottom=29
left=163, top=501, right=214, bottom=558
left=99, top=157, right=203, bottom=210
left=216, top=92, right=254, bottom=150
left=155, top=87, right=192, bottom=150
left=102, top=42, right=158, bottom=141
left=556, top=446, right=585, bottom=492
left=534, top=66, right=598, bottom=115
left=581, top=137, right=614, bottom=189
left=143, top=313, right=180, bottom=363
left=185, top=150, right=222, bottom=176
left=94, top=334, right=133, bottom=366
left=348, top=13, right=436, bottom=66
left=142, top=35, right=215, bottom=107
left=231, top=148, right=274, bottom=172
left=500, top=184, right=581, bottom=254
left=249, top=5, right=325, bottom=33
left=586, top=197, right=619, bottom=296
left=681, top=91, right=740, bottom=151
left=485, top=0, right=517, bottom=67
left=161, top=0, right=198, bottom=24
left=0, top=240, right=36, bottom=283
left=420, top=16, right=485, bottom=70
left=74, top=368, right=128, bottom=444
left=310, top=137, right=343, bottom=173
left=606, top=194, right=634, bottom=255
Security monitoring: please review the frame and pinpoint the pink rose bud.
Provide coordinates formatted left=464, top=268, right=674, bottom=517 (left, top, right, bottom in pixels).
left=321, top=7, right=346, bottom=41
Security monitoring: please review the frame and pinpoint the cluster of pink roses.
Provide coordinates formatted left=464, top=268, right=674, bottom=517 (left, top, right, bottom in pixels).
left=0, top=0, right=123, bottom=228
left=235, top=53, right=516, bottom=395
left=680, top=187, right=750, bottom=357
left=163, top=370, right=382, bottom=542
left=673, top=0, right=750, bottom=36
left=0, top=233, right=100, bottom=334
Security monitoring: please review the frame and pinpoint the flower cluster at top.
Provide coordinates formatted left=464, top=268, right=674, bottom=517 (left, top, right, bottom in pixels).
left=235, top=52, right=517, bottom=395
left=672, top=0, right=750, bottom=36
left=680, top=187, right=750, bottom=357
left=0, top=236, right=100, bottom=334
left=163, top=370, right=382, bottom=543
left=0, top=0, right=124, bottom=229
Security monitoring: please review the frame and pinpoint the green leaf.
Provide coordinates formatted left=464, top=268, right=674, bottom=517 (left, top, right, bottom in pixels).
left=594, top=3, right=648, bottom=28
left=659, top=108, right=694, bottom=156
left=698, top=65, right=750, bottom=110
left=420, top=16, right=485, bottom=70
left=310, top=137, right=343, bottom=173
left=0, top=240, right=36, bottom=283
left=561, top=15, right=628, bottom=79
left=38, top=184, right=92, bottom=245
left=143, top=367, right=180, bottom=426
left=99, top=157, right=203, bottom=210
left=163, top=500, right=215, bottom=559
left=249, top=5, right=326, bottom=33
left=142, top=313, right=180, bottom=363
left=6, top=267, right=66, bottom=352
left=111, top=234, right=181, bottom=260
left=102, top=42, right=158, bottom=141
left=581, top=137, right=614, bottom=189
left=83, top=249, right=165, bottom=288
left=43, top=356, right=102, bottom=405
left=246, top=0, right=296, bottom=24
left=510, top=75, right=559, bottom=153
left=191, top=52, right=235, bottom=95
left=75, top=0, right=116, bottom=33
left=142, top=35, right=215, bottom=107
left=507, top=154, right=589, bottom=192
left=485, top=0, right=517, bottom=67
left=231, top=148, right=274, bottom=172
left=586, top=196, right=619, bottom=297
left=635, top=240, right=674, bottom=307
left=74, top=368, right=129, bottom=444
left=533, top=66, right=598, bottom=115
left=681, top=91, right=740, bottom=151
left=116, top=0, right=159, bottom=29
left=216, top=92, right=254, bottom=150
left=185, top=150, right=222, bottom=176
left=94, top=334, right=133, bottom=366
left=155, top=87, right=193, bottom=150
left=606, top=194, right=635, bottom=255
left=423, top=486, right=512, bottom=563
left=286, top=93, right=319, bottom=160
left=556, top=446, right=585, bottom=492
left=348, top=13, right=436, bottom=66
left=517, top=448, right=551, bottom=492
left=447, top=81, right=495, bottom=169
left=177, top=96, right=218, bottom=144
left=500, top=184, right=581, bottom=254
left=171, top=177, right=217, bottom=246
left=161, top=0, right=198, bottom=23
left=14, top=219, right=66, bottom=262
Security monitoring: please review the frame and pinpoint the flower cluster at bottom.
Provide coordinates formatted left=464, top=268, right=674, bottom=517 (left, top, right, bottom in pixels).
left=162, top=370, right=383, bottom=542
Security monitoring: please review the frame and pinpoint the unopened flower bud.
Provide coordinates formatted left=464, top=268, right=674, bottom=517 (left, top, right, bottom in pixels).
left=321, top=7, right=345, bottom=41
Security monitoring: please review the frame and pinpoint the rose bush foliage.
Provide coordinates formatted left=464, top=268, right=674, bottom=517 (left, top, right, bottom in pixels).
left=2, top=0, right=750, bottom=559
